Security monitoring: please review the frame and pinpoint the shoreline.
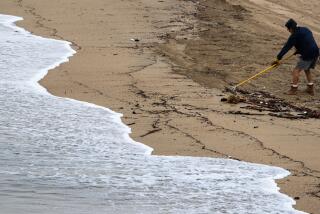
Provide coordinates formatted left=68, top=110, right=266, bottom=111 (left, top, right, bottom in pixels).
left=1, top=0, right=319, bottom=213
left=2, top=14, right=298, bottom=213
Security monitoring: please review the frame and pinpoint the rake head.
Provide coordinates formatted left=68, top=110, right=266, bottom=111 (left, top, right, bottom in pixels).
left=225, top=85, right=238, bottom=94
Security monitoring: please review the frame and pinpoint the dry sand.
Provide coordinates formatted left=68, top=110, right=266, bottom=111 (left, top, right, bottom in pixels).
left=1, top=0, right=319, bottom=213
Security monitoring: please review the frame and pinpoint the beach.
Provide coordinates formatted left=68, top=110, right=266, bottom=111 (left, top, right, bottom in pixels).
left=0, top=0, right=319, bottom=213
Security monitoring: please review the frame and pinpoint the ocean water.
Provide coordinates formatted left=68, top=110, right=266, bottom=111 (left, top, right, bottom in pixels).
left=0, top=14, right=306, bottom=214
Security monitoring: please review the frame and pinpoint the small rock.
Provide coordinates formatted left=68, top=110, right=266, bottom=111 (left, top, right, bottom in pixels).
left=221, top=97, right=228, bottom=102
left=254, top=126, right=259, bottom=129
left=294, top=196, right=300, bottom=200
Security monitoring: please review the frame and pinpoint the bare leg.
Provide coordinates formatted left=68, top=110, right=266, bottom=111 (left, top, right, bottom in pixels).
left=304, top=69, right=315, bottom=95
left=292, top=68, right=302, bottom=85
left=285, top=68, right=301, bottom=95
left=304, top=69, right=313, bottom=84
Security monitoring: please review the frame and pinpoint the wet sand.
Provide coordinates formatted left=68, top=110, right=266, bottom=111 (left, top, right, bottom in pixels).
left=1, top=0, right=319, bottom=213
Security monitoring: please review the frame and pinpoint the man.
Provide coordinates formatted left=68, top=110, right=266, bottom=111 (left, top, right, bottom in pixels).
left=273, top=19, right=319, bottom=95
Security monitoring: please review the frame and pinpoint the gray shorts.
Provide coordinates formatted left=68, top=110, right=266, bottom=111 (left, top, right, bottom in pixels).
left=296, top=57, right=318, bottom=71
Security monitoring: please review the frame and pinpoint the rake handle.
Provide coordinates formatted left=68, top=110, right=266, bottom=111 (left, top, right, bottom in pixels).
left=235, top=53, right=295, bottom=88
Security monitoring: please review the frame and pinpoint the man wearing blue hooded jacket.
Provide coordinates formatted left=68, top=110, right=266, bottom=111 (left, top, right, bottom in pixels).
left=273, top=19, right=319, bottom=95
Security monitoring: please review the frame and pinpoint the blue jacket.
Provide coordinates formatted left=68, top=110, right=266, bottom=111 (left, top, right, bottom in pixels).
left=277, top=26, right=319, bottom=61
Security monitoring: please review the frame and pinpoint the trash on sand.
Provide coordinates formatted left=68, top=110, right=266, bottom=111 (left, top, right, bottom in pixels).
left=130, top=38, right=140, bottom=42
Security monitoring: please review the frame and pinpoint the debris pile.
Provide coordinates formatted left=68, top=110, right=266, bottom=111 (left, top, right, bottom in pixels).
left=222, top=88, right=320, bottom=119
left=220, top=94, right=245, bottom=104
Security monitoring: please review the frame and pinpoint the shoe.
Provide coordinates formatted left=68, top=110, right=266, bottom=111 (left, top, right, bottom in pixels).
left=305, top=84, right=315, bottom=96
left=285, top=86, right=298, bottom=95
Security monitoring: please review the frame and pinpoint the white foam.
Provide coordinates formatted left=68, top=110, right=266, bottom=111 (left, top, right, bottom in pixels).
left=0, top=14, right=307, bottom=214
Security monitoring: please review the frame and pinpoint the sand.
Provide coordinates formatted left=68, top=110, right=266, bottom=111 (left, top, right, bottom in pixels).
left=1, top=0, right=319, bottom=213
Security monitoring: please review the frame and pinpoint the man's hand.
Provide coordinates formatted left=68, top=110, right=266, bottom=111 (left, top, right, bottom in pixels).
left=271, top=59, right=280, bottom=66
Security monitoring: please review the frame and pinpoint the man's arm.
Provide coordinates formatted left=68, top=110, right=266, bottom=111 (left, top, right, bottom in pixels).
left=277, top=35, right=296, bottom=60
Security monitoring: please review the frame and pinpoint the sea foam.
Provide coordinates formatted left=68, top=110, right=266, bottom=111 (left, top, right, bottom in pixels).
left=0, top=14, right=306, bottom=214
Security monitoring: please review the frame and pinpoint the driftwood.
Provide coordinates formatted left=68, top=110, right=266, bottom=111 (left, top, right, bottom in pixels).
left=227, top=110, right=265, bottom=116
left=268, top=112, right=308, bottom=120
